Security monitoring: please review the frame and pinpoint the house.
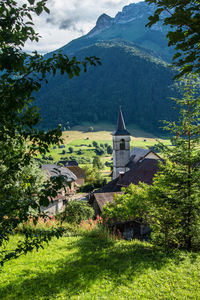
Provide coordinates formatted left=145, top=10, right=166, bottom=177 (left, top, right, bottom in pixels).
left=89, top=158, right=160, bottom=216
left=41, top=164, right=77, bottom=215
left=58, top=160, right=86, bottom=186
left=67, top=166, right=86, bottom=186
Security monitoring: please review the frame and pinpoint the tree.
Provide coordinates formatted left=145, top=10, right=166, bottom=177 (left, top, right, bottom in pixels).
left=95, top=146, right=105, bottom=156
left=93, top=156, right=104, bottom=170
left=148, top=77, right=200, bottom=250
left=68, top=147, right=74, bottom=153
left=0, top=136, right=66, bottom=264
left=102, top=184, right=149, bottom=223
left=80, top=165, right=106, bottom=192
left=92, top=141, right=98, bottom=147
left=0, top=0, right=100, bottom=265
left=103, top=77, right=200, bottom=251
left=60, top=201, right=94, bottom=224
left=106, top=145, right=113, bottom=155
left=145, top=0, right=200, bottom=77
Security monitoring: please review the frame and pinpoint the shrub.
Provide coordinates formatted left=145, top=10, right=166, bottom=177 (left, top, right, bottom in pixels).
left=106, top=145, right=113, bottom=155
left=61, top=201, right=94, bottom=224
left=95, top=147, right=105, bottom=156
left=77, top=149, right=83, bottom=155
left=92, top=141, right=98, bottom=147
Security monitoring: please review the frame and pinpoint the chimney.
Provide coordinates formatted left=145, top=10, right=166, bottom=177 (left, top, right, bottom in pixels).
left=119, top=171, right=125, bottom=180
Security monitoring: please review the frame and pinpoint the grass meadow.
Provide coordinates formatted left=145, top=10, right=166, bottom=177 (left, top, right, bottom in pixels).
left=0, top=233, right=200, bottom=299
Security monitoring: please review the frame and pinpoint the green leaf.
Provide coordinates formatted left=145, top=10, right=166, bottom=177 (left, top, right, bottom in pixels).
left=28, top=0, right=35, bottom=4
left=44, top=6, right=50, bottom=14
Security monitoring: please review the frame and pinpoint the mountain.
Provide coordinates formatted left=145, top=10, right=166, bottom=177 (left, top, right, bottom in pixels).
left=53, top=1, right=173, bottom=62
left=36, top=1, right=179, bottom=134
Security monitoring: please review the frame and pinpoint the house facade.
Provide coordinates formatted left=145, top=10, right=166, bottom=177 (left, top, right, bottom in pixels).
left=41, top=163, right=85, bottom=215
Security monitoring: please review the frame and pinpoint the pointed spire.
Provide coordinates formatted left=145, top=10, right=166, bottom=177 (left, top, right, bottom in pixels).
left=113, top=106, right=130, bottom=136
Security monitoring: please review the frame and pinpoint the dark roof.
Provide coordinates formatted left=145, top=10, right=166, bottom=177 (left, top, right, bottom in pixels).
left=95, top=177, right=121, bottom=193
left=127, top=148, right=161, bottom=168
left=94, top=158, right=161, bottom=195
left=118, top=158, right=160, bottom=187
left=94, top=192, right=122, bottom=211
left=58, top=160, right=78, bottom=167
left=42, top=164, right=77, bottom=181
left=113, top=107, right=130, bottom=136
left=67, top=166, right=86, bottom=178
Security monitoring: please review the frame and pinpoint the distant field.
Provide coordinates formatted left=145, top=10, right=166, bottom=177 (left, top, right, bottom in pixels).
left=40, top=123, right=170, bottom=164
left=69, top=122, right=157, bottom=138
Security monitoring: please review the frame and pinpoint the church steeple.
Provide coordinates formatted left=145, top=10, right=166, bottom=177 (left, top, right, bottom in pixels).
left=112, top=106, right=131, bottom=179
left=113, top=106, right=130, bottom=136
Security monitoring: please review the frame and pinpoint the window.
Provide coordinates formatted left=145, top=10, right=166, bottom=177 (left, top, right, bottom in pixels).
left=120, top=139, right=125, bottom=150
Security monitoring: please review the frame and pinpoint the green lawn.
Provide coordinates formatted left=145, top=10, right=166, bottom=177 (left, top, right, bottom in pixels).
left=0, top=234, right=200, bottom=299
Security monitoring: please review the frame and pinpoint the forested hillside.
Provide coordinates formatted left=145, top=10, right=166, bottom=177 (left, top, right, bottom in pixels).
left=36, top=41, right=178, bottom=133
left=35, top=1, right=179, bottom=134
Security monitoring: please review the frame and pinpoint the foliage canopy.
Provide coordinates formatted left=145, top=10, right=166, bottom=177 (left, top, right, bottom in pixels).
left=146, top=0, right=200, bottom=77
left=0, top=0, right=100, bottom=265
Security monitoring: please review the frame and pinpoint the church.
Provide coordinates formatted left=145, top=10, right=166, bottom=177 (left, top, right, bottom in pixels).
left=89, top=107, right=161, bottom=216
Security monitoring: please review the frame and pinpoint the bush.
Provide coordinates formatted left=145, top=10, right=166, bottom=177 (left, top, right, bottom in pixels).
left=95, top=147, right=105, bottom=156
left=61, top=201, right=94, bottom=224
left=77, top=149, right=83, bottom=155
left=106, top=145, right=113, bottom=155
left=92, top=141, right=98, bottom=147
left=68, top=147, right=74, bottom=153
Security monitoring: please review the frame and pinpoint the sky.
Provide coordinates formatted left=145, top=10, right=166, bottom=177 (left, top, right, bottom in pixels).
left=25, top=0, right=142, bottom=54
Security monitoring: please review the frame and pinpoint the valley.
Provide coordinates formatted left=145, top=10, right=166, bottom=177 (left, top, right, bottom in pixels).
left=35, top=1, right=179, bottom=135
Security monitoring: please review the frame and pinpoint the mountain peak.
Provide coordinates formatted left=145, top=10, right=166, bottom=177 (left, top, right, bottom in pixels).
left=88, top=1, right=155, bottom=37
left=115, top=1, right=154, bottom=24
left=88, top=13, right=114, bottom=37
left=96, top=13, right=113, bottom=26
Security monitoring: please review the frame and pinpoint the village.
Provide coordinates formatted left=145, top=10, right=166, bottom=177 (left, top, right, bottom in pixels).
left=39, top=107, right=161, bottom=239
left=1, top=0, right=200, bottom=299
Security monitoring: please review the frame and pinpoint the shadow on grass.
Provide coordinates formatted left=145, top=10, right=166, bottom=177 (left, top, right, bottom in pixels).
left=0, top=234, right=197, bottom=299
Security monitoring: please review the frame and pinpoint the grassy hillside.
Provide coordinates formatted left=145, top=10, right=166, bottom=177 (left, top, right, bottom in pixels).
left=1, top=234, right=200, bottom=299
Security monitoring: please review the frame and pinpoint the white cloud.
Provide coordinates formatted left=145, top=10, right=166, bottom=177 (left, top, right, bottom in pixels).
left=25, top=0, right=143, bottom=54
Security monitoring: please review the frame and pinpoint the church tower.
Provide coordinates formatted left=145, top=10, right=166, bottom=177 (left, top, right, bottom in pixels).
left=112, top=107, right=130, bottom=180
